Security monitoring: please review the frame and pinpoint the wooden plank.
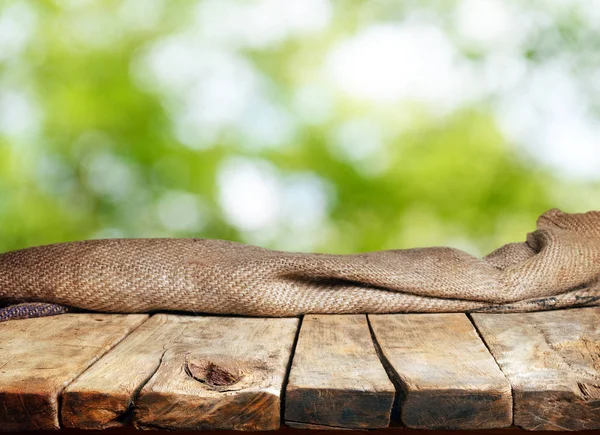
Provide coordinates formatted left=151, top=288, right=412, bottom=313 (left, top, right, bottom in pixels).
left=369, top=313, right=512, bottom=430
left=472, top=307, right=600, bottom=431
left=285, top=314, right=395, bottom=429
left=62, top=314, right=182, bottom=429
left=135, top=316, right=298, bottom=431
left=0, top=313, right=147, bottom=432
left=66, top=315, right=298, bottom=431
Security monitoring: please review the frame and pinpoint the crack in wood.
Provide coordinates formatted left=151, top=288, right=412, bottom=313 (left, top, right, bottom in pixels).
left=285, top=419, right=355, bottom=430
left=366, top=314, right=404, bottom=424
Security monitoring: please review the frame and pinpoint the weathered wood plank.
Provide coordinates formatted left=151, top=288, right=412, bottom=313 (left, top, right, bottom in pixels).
left=0, top=314, right=147, bottom=432
left=62, top=314, right=182, bottom=428
left=285, top=314, right=395, bottom=429
left=472, top=307, right=600, bottom=431
left=65, top=315, right=299, bottom=431
left=108, top=316, right=298, bottom=431
left=369, top=313, right=512, bottom=430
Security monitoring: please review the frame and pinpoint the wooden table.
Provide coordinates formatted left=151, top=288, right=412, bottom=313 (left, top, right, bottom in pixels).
left=1, top=307, right=600, bottom=432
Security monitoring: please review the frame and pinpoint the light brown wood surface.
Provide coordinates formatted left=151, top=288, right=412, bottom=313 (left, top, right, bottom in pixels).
left=4, top=310, right=600, bottom=432
left=0, top=314, right=147, bottom=432
left=472, top=307, right=600, bottom=431
left=131, top=316, right=299, bottom=431
left=369, top=313, right=512, bottom=430
left=285, top=315, right=395, bottom=429
left=63, top=314, right=181, bottom=428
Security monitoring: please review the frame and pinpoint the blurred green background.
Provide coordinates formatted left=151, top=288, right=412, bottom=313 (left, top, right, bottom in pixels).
left=1, top=0, right=599, bottom=256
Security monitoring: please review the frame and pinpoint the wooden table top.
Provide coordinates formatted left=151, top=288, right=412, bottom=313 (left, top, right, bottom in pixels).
left=1, top=307, right=599, bottom=432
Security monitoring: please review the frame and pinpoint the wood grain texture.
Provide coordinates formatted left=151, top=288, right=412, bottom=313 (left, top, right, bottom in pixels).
left=369, top=313, right=512, bottom=430
left=472, top=307, right=600, bottom=431
left=0, top=314, right=147, bottom=432
left=285, top=315, right=395, bottom=429
left=62, top=314, right=183, bottom=428
left=130, top=316, right=299, bottom=431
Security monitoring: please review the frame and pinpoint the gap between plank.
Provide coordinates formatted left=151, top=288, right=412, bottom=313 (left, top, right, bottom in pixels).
left=280, top=314, right=303, bottom=427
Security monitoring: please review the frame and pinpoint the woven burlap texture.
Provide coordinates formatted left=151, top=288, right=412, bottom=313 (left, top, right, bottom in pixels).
left=1, top=208, right=599, bottom=316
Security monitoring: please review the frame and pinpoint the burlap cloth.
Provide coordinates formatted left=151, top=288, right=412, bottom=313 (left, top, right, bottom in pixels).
left=1, top=208, right=599, bottom=321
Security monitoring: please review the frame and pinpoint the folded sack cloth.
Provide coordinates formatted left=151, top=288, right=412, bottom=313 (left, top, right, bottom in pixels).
left=1, top=208, right=599, bottom=321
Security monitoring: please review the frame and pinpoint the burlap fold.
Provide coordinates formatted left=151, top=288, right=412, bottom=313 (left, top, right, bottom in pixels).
left=1, top=208, right=599, bottom=320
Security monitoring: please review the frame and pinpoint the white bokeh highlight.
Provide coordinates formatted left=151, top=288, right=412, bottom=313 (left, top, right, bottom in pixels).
left=217, top=157, right=282, bottom=233
left=455, top=0, right=521, bottom=51
left=325, top=23, right=475, bottom=111
left=133, top=35, right=295, bottom=150
left=84, top=151, right=140, bottom=203
left=156, top=190, right=208, bottom=233
left=329, top=118, right=389, bottom=177
left=0, top=2, right=37, bottom=61
left=0, top=90, right=42, bottom=139
left=195, top=0, right=332, bottom=49
left=217, top=157, right=333, bottom=249
left=496, top=62, right=600, bottom=180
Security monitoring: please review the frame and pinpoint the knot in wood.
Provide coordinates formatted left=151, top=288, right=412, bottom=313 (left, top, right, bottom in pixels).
left=185, top=357, right=244, bottom=390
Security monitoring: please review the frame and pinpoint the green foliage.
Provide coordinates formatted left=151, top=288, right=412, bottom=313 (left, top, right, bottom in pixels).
left=0, top=0, right=597, bottom=256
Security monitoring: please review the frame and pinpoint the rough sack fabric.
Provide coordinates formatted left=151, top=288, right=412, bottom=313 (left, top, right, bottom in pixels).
left=1, top=208, right=599, bottom=321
